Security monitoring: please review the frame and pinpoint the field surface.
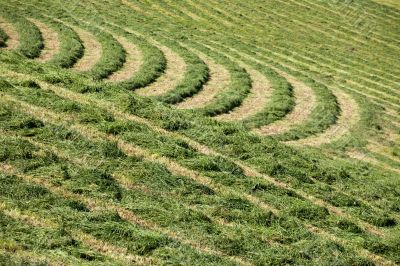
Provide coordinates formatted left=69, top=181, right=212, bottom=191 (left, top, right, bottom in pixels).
left=0, top=0, right=400, bottom=265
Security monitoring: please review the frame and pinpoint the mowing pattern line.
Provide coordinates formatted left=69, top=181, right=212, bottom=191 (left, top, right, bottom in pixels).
left=135, top=43, right=186, bottom=96
left=71, top=26, right=102, bottom=72
left=0, top=17, right=19, bottom=50
left=255, top=71, right=316, bottom=135
left=287, top=90, right=360, bottom=146
left=216, top=66, right=273, bottom=121
left=176, top=53, right=230, bottom=109
left=28, top=18, right=60, bottom=62
left=107, top=35, right=143, bottom=82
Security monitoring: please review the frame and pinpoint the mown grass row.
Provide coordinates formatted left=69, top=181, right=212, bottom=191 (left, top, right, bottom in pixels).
left=35, top=16, right=84, bottom=68
left=178, top=0, right=400, bottom=82
left=0, top=65, right=400, bottom=262
left=0, top=79, right=395, bottom=265
left=154, top=38, right=209, bottom=105
left=0, top=94, right=379, bottom=265
left=0, top=7, right=43, bottom=58
left=102, top=22, right=167, bottom=90
left=0, top=16, right=398, bottom=233
left=0, top=1, right=400, bottom=264
left=0, top=27, right=7, bottom=47
left=95, top=1, right=342, bottom=142
left=166, top=0, right=400, bottom=111
left=1, top=2, right=396, bottom=225
left=177, top=41, right=251, bottom=116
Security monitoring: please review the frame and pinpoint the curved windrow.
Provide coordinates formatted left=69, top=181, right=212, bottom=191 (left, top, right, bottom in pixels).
left=28, top=18, right=60, bottom=63
left=215, top=64, right=273, bottom=121
left=0, top=11, right=43, bottom=59
left=71, top=26, right=103, bottom=72
left=254, top=71, right=317, bottom=135
left=0, top=17, right=20, bottom=50
left=107, top=35, right=143, bottom=82
left=173, top=43, right=251, bottom=116
left=176, top=54, right=230, bottom=109
left=286, top=90, right=360, bottom=146
left=135, top=44, right=187, bottom=96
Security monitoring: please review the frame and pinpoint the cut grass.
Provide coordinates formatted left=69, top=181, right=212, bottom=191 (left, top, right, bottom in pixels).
left=1, top=0, right=400, bottom=264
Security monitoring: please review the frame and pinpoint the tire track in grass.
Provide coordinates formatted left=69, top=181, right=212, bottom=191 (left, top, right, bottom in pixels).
left=135, top=44, right=186, bottom=96
left=71, top=26, right=102, bottom=72
left=107, top=35, right=143, bottom=82
left=28, top=18, right=60, bottom=63
left=286, top=90, right=360, bottom=146
left=0, top=200, right=154, bottom=265
left=254, top=71, right=317, bottom=136
left=3, top=70, right=389, bottom=239
left=176, top=53, right=230, bottom=109
left=215, top=65, right=273, bottom=121
left=0, top=17, right=19, bottom=50
left=2, top=89, right=394, bottom=265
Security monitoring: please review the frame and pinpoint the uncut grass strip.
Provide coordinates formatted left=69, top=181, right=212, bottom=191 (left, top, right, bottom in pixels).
left=0, top=17, right=19, bottom=50
left=285, top=90, right=360, bottom=146
left=0, top=203, right=153, bottom=265
left=27, top=18, right=60, bottom=63
left=0, top=70, right=392, bottom=241
left=176, top=52, right=230, bottom=109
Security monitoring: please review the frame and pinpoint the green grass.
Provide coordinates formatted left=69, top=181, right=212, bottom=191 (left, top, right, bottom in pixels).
left=0, top=0, right=399, bottom=264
